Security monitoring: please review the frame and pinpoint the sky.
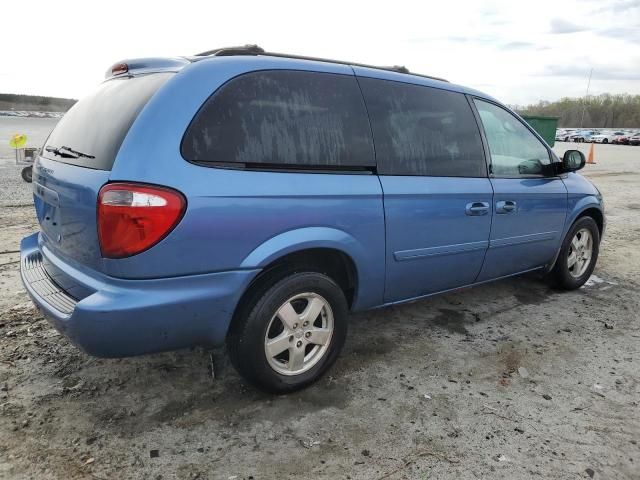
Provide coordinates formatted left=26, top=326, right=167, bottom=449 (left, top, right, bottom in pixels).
left=1, top=0, right=639, bottom=106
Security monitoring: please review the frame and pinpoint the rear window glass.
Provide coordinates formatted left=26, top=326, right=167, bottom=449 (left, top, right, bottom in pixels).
left=359, top=77, right=486, bottom=177
left=181, top=70, right=375, bottom=169
left=43, top=73, right=172, bottom=170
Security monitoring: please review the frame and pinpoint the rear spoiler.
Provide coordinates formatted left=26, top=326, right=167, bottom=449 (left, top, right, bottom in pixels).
left=105, top=57, right=190, bottom=79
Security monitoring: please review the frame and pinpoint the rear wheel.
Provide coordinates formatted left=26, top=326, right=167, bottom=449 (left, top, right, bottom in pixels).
left=603, top=138, right=609, bottom=144
left=548, top=216, right=600, bottom=290
left=227, top=272, right=348, bottom=393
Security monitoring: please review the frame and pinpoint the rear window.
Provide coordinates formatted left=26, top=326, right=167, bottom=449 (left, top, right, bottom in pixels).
left=43, top=73, right=172, bottom=170
left=359, top=77, right=487, bottom=177
left=181, top=70, right=375, bottom=169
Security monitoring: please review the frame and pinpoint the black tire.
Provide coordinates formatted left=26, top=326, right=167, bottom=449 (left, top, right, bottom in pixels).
left=21, top=166, right=33, bottom=183
left=602, top=138, right=608, bottom=144
left=227, top=272, right=348, bottom=393
left=548, top=216, right=600, bottom=290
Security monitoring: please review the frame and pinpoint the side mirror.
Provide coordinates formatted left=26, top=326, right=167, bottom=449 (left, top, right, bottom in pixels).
left=562, top=150, right=586, bottom=172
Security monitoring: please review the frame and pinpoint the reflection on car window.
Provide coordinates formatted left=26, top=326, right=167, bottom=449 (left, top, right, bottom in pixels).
left=182, top=70, right=374, bottom=168
left=474, top=100, right=550, bottom=177
left=360, top=77, right=486, bottom=177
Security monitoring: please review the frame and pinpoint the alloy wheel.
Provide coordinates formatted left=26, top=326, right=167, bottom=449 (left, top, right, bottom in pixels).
left=567, top=228, right=593, bottom=278
left=264, top=293, right=334, bottom=376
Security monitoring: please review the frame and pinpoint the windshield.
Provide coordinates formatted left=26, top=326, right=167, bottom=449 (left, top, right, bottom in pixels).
left=43, top=73, right=172, bottom=170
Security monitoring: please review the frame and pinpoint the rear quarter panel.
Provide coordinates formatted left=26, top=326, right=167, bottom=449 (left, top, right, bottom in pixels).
left=107, top=57, right=386, bottom=310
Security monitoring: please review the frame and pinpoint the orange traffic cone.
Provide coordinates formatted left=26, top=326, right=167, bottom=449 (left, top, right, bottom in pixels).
left=586, top=143, right=596, bottom=164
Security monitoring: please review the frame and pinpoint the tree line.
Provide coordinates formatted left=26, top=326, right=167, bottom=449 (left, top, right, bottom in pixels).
left=2, top=91, right=639, bottom=129
left=515, top=93, right=640, bottom=128
left=0, top=93, right=76, bottom=112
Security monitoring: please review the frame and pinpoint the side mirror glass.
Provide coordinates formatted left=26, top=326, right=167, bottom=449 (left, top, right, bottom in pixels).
left=562, top=150, right=586, bottom=172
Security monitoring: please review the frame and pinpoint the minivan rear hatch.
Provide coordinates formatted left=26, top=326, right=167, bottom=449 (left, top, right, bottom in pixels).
left=34, top=73, right=173, bottom=272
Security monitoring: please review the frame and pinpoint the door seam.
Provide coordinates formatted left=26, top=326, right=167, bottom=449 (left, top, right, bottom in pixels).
left=352, top=67, right=388, bottom=305
left=474, top=176, right=495, bottom=283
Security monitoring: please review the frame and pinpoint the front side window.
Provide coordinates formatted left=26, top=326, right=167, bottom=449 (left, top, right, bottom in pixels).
left=358, top=77, right=487, bottom=177
left=182, top=70, right=374, bottom=169
left=473, top=100, right=551, bottom=177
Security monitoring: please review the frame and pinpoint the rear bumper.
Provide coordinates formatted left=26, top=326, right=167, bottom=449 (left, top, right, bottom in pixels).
left=20, top=232, right=259, bottom=358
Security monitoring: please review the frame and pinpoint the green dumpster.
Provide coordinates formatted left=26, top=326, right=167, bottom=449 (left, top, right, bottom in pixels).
left=521, top=115, right=559, bottom=147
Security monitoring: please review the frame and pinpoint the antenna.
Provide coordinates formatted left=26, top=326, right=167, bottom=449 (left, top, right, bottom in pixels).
left=579, top=68, right=593, bottom=128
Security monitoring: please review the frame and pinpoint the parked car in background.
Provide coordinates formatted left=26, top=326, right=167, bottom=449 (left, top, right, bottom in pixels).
left=612, top=133, right=629, bottom=144
left=20, top=46, right=605, bottom=393
left=630, top=133, right=640, bottom=146
left=569, top=130, right=599, bottom=142
left=613, top=132, right=638, bottom=145
left=592, top=131, right=625, bottom=144
left=556, top=129, right=575, bottom=142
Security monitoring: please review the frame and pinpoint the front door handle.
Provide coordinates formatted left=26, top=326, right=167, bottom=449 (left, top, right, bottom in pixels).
left=496, top=200, right=517, bottom=214
left=466, top=202, right=490, bottom=216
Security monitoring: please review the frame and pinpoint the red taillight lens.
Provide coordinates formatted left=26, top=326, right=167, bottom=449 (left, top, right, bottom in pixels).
left=98, top=183, right=186, bottom=259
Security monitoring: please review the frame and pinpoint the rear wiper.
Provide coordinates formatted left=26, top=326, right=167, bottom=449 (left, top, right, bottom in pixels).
left=45, top=145, right=95, bottom=159
left=60, top=145, right=95, bottom=159
left=45, top=145, right=77, bottom=158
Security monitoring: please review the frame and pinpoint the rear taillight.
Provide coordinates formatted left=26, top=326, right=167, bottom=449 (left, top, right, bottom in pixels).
left=98, top=183, right=186, bottom=259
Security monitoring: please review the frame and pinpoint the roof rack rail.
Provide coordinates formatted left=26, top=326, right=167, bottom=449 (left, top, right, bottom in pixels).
left=194, top=44, right=265, bottom=57
left=383, top=65, right=410, bottom=74
left=192, top=45, right=448, bottom=83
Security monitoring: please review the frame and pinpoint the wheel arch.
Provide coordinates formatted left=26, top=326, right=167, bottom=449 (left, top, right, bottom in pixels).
left=575, top=207, right=604, bottom=237
left=546, top=203, right=604, bottom=273
left=237, top=227, right=373, bottom=311
left=565, top=199, right=604, bottom=238
left=247, top=246, right=357, bottom=302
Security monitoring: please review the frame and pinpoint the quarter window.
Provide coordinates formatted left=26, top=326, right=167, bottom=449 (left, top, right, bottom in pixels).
left=182, top=70, right=374, bottom=168
left=358, top=77, right=487, bottom=177
left=473, top=100, right=551, bottom=177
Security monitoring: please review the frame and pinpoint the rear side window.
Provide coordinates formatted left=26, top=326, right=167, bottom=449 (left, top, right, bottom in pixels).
left=358, top=77, right=486, bottom=177
left=182, top=70, right=374, bottom=169
left=43, top=73, right=172, bottom=170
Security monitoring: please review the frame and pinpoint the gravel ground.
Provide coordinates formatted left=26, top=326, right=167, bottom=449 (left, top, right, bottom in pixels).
left=0, top=141, right=639, bottom=480
left=0, top=117, right=58, bottom=207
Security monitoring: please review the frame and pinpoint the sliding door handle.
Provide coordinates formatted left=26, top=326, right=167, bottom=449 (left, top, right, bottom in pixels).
left=496, top=200, right=517, bottom=214
left=466, top=202, right=490, bottom=216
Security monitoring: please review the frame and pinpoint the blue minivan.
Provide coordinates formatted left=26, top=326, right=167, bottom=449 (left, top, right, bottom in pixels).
left=21, top=46, right=604, bottom=392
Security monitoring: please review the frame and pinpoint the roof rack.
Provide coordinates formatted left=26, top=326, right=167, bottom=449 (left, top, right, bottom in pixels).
left=194, top=45, right=265, bottom=57
left=192, top=44, right=448, bottom=83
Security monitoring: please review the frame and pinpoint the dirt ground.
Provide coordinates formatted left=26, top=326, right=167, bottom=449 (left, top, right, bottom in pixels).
left=0, top=143, right=639, bottom=480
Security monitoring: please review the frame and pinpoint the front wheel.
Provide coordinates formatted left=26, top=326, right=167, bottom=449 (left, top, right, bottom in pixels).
left=548, top=217, right=600, bottom=290
left=227, top=272, right=348, bottom=393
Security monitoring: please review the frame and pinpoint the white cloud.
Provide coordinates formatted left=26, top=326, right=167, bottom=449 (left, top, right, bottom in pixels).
left=549, top=19, right=588, bottom=34
left=0, top=0, right=638, bottom=105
